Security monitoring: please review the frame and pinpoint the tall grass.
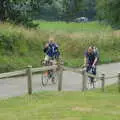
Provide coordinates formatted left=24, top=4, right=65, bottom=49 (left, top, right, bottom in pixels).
left=0, top=22, right=120, bottom=72
left=57, top=31, right=120, bottom=66
left=0, top=23, right=49, bottom=72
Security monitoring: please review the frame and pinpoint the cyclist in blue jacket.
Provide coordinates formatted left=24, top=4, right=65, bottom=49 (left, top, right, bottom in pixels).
left=43, top=37, right=60, bottom=64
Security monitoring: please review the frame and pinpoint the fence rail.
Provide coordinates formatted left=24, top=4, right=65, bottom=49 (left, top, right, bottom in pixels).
left=63, top=67, right=82, bottom=73
left=0, top=64, right=120, bottom=95
left=0, top=70, right=26, bottom=79
left=0, top=65, right=60, bottom=95
left=32, top=65, right=58, bottom=73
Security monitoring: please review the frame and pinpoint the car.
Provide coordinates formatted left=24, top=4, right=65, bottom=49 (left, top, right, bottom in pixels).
left=74, top=17, right=88, bottom=22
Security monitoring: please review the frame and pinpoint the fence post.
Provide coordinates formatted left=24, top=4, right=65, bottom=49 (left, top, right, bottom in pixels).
left=118, top=73, right=120, bottom=93
left=27, top=65, right=32, bottom=95
left=57, top=64, right=63, bottom=91
left=82, top=69, right=87, bottom=91
left=101, top=74, right=105, bottom=92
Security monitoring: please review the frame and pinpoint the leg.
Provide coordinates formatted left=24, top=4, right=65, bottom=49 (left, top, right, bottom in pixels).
left=91, top=67, right=96, bottom=88
left=86, top=66, right=93, bottom=88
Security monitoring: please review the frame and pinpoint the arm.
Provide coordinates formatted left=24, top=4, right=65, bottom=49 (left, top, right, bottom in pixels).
left=84, top=57, right=87, bottom=66
left=43, top=43, right=49, bottom=53
left=55, top=45, right=60, bottom=58
left=43, top=47, right=47, bottom=53
left=84, top=51, right=88, bottom=66
left=92, top=57, right=98, bottom=67
left=92, top=51, right=98, bottom=67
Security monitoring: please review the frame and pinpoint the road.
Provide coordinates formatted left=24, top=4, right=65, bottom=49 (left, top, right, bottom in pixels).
left=0, top=63, right=120, bottom=98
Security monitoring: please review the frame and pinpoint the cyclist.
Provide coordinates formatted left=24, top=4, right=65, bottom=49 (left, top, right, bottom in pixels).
left=84, top=46, right=99, bottom=85
left=43, top=36, right=60, bottom=65
left=42, top=36, right=60, bottom=85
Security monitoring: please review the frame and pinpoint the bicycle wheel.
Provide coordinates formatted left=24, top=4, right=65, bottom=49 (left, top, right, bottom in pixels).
left=51, top=70, right=57, bottom=84
left=88, top=77, right=95, bottom=88
left=41, top=71, right=49, bottom=86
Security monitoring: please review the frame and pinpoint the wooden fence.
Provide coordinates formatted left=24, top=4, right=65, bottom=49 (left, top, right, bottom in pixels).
left=0, top=64, right=120, bottom=95
left=63, top=67, right=120, bottom=92
left=81, top=70, right=120, bottom=92
left=0, top=64, right=63, bottom=95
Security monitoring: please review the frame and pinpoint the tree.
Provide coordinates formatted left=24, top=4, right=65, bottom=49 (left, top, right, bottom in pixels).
left=31, top=0, right=83, bottom=21
left=0, top=0, right=31, bottom=23
left=0, top=0, right=84, bottom=23
left=0, top=0, right=52, bottom=23
left=96, top=0, right=120, bottom=28
left=62, top=0, right=83, bottom=21
left=80, top=0, right=96, bottom=20
left=0, top=0, right=9, bottom=21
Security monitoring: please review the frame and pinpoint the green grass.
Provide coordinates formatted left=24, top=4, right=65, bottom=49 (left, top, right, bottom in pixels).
left=0, top=22, right=120, bottom=72
left=0, top=85, right=120, bottom=120
left=34, top=21, right=112, bottom=33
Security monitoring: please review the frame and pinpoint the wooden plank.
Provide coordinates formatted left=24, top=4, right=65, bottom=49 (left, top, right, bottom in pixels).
left=64, top=67, right=103, bottom=81
left=0, top=65, right=57, bottom=79
left=63, top=67, right=82, bottom=73
left=86, top=73, right=97, bottom=79
left=105, top=76, right=118, bottom=79
left=0, top=70, right=26, bottom=79
left=32, top=65, right=58, bottom=73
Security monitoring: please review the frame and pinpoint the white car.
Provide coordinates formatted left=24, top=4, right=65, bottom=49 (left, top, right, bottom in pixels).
left=74, top=17, right=88, bottom=22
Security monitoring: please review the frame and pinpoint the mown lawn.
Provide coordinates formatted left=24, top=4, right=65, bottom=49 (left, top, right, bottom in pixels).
left=0, top=85, right=120, bottom=120
left=34, top=21, right=112, bottom=33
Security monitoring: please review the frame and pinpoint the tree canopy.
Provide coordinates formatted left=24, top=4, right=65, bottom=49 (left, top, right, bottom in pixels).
left=96, top=0, right=120, bottom=28
left=0, top=0, right=120, bottom=28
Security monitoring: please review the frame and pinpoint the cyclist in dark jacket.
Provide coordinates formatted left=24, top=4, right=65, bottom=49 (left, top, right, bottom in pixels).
left=84, top=46, right=98, bottom=75
left=44, top=37, right=60, bottom=62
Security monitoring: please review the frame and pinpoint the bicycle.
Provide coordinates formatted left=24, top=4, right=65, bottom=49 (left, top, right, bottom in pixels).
left=87, top=66, right=96, bottom=88
left=82, top=65, right=96, bottom=89
left=41, top=59, right=57, bottom=86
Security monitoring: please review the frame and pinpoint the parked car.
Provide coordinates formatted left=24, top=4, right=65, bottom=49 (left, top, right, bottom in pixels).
left=74, top=17, right=88, bottom=22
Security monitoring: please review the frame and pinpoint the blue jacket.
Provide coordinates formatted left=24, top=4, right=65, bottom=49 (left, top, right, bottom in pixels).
left=44, top=43, right=60, bottom=58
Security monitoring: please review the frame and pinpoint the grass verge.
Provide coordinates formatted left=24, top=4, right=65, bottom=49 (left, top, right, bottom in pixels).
left=0, top=84, right=120, bottom=120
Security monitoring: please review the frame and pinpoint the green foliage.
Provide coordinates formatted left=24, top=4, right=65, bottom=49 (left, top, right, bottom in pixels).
left=0, top=0, right=97, bottom=23
left=0, top=0, right=28, bottom=22
left=0, top=0, right=38, bottom=27
left=0, top=0, right=86, bottom=23
left=0, top=23, right=47, bottom=72
left=32, top=0, right=96, bottom=21
left=30, top=0, right=84, bottom=21
left=0, top=33, right=28, bottom=55
left=62, top=0, right=83, bottom=20
left=80, top=0, right=96, bottom=19
left=96, top=0, right=120, bottom=28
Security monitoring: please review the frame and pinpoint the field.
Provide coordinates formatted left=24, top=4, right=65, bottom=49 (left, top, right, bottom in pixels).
left=34, top=21, right=112, bottom=33
left=0, top=21, right=120, bottom=72
left=0, top=85, right=120, bottom=120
